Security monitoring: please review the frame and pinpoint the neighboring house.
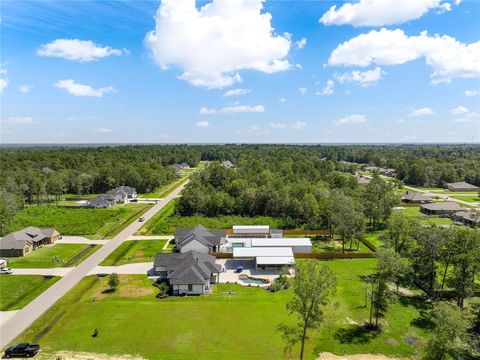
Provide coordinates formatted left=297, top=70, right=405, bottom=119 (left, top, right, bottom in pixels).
left=107, top=186, right=137, bottom=203
left=420, top=202, right=464, bottom=216
left=87, top=194, right=116, bottom=208
left=379, top=168, right=396, bottom=177
left=153, top=251, right=221, bottom=295
left=175, top=225, right=226, bottom=254
left=402, top=191, right=433, bottom=204
left=356, top=175, right=371, bottom=185
left=0, top=227, right=60, bottom=257
left=174, top=162, right=190, bottom=172
left=221, top=160, right=234, bottom=168
left=363, top=166, right=378, bottom=173
left=453, top=210, right=479, bottom=227
left=446, top=182, right=479, bottom=192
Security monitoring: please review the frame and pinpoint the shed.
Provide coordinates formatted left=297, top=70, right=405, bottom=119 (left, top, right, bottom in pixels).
left=251, top=238, right=312, bottom=253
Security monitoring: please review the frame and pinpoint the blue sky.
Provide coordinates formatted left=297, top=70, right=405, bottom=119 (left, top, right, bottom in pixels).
left=1, top=0, right=479, bottom=144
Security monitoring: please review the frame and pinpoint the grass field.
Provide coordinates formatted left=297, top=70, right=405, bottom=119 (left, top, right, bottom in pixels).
left=6, top=244, right=100, bottom=268
left=2, top=203, right=152, bottom=239
left=311, top=237, right=373, bottom=253
left=0, top=275, right=60, bottom=311
left=451, top=195, right=480, bottom=203
left=363, top=231, right=385, bottom=249
left=394, top=206, right=454, bottom=225
left=100, top=240, right=169, bottom=266
left=140, top=176, right=189, bottom=198
left=13, top=259, right=431, bottom=359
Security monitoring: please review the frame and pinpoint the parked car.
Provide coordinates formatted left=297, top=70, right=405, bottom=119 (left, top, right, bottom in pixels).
left=138, top=216, right=145, bottom=222
left=4, top=343, right=40, bottom=358
left=0, top=267, right=13, bottom=275
left=130, top=198, right=138, bottom=202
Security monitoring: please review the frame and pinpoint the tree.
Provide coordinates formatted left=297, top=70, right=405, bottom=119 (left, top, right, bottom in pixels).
left=385, top=211, right=418, bottom=254
left=108, top=273, right=119, bottom=290
left=362, top=175, right=399, bottom=230
left=278, top=261, right=336, bottom=360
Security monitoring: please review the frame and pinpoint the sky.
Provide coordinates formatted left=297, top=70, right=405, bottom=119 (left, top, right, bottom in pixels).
left=1, top=0, right=479, bottom=144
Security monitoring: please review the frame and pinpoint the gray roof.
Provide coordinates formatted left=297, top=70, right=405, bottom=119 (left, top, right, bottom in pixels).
left=87, top=194, right=115, bottom=206
left=175, top=225, right=226, bottom=250
left=0, top=226, right=58, bottom=250
left=421, top=202, right=464, bottom=211
left=154, top=251, right=221, bottom=285
left=402, top=191, right=432, bottom=202
left=454, top=210, right=479, bottom=223
left=447, top=182, right=478, bottom=190
left=107, top=186, right=136, bottom=196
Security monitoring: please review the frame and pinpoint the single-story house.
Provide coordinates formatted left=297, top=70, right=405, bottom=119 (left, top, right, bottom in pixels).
left=174, top=162, right=190, bottom=172
left=153, top=251, right=221, bottom=295
left=446, top=182, right=479, bottom=192
left=453, top=210, right=479, bottom=227
left=233, top=247, right=295, bottom=270
left=221, top=160, right=234, bottom=168
left=402, top=191, right=433, bottom=204
left=420, top=202, right=464, bottom=216
left=0, top=227, right=60, bottom=257
left=87, top=194, right=116, bottom=208
left=379, top=168, right=396, bottom=177
left=107, top=186, right=137, bottom=201
left=175, top=225, right=226, bottom=254
left=363, top=166, right=378, bottom=173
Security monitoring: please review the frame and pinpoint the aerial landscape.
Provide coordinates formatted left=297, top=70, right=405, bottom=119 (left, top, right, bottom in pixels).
left=0, top=1, right=479, bottom=359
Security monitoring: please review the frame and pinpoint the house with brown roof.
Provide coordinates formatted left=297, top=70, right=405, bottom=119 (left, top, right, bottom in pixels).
left=446, top=182, right=479, bottom=192
left=0, top=227, right=60, bottom=257
left=402, top=191, right=433, bottom=204
left=420, top=202, right=464, bottom=216
left=453, top=210, right=479, bottom=227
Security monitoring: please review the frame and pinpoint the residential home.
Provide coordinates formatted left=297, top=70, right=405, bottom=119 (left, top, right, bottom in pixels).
left=0, top=227, right=60, bottom=257
left=453, top=210, right=479, bottom=227
left=153, top=251, right=221, bottom=295
left=363, top=166, right=378, bottom=173
left=402, top=191, right=433, bottom=204
left=446, top=182, right=479, bottom=192
left=174, top=162, right=190, bottom=172
left=175, top=225, right=226, bottom=254
left=107, top=186, right=137, bottom=200
left=87, top=194, right=116, bottom=208
left=221, top=160, right=234, bottom=168
left=420, top=202, right=464, bottom=216
left=379, top=168, right=396, bottom=177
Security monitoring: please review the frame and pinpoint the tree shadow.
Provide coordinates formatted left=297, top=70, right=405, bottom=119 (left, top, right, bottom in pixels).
left=101, top=288, right=116, bottom=294
left=398, top=294, right=431, bottom=311
left=333, top=325, right=379, bottom=345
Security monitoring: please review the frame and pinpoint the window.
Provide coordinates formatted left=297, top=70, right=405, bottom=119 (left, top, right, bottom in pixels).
left=188, top=284, right=193, bottom=291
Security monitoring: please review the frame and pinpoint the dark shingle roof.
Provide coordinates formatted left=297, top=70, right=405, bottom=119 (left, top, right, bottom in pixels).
left=402, top=191, right=432, bottom=202
left=0, top=227, right=58, bottom=250
left=421, top=202, right=464, bottom=211
left=107, top=186, right=136, bottom=197
left=447, top=182, right=478, bottom=190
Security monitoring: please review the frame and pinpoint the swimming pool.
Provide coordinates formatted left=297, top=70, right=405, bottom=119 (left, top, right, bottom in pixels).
left=238, top=274, right=270, bottom=285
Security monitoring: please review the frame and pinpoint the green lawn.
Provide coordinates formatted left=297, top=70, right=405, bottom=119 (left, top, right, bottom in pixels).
left=0, top=275, right=60, bottom=310
left=6, top=244, right=99, bottom=268
left=394, top=206, right=454, bottom=225
left=311, top=237, right=373, bottom=253
left=12, top=259, right=430, bottom=359
left=363, top=231, right=385, bottom=249
left=100, top=240, right=169, bottom=266
left=3, top=203, right=152, bottom=239
left=451, top=195, right=480, bottom=203
left=140, top=176, right=189, bottom=198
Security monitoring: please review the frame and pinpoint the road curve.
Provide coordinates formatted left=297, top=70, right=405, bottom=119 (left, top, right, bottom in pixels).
left=0, top=180, right=188, bottom=349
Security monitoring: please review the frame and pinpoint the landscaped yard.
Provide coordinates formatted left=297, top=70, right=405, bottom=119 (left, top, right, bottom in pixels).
left=0, top=275, right=60, bottom=311
left=100, top=240, right=169, bottom=266
left=2, top=203, right=152, bottom=239
left=451, top=195, right=480, bottom=203
left=6, top=244, right=100, bottom=268
left=394, top=206, right=454, bottom=225
left=311, top=237, right=373, bottom=253
left=13, top=259, right=431, bottom=359
left=363, top=231, right=385, bottom=249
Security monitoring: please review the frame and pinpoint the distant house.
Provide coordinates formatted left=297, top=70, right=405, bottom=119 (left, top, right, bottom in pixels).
left=87, top=194, right=116, bottom=208
left=446, top=182, right=479, bottom=192
left=402, top=191, right=433, bottom=204
left=174, top=162, right=190, bottom=172
left=0, top=227, right=60, bottom=257
left=420, top=202, right=464, bottom=216
left=221, top=160, right=234, bottom=168
left=453, top=210, right=479, bottom=227
left=356, top=175, right=371, bottom=185
left=175, top=225, right=226, bottom=254
left=379, top=168, right=396, bottom=177
left=363, top=166, right=378, bottom=173
left=107, top=186, right=137, bottom=203
left=153, top=251, right=221, bottom=295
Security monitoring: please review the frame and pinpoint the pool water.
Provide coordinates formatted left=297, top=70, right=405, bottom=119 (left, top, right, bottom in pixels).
left=238, top=274, right=269, bottom=285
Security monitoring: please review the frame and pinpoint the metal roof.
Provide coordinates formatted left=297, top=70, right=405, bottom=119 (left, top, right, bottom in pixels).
left=251, top=238, right=312, bottom=247
left=256, top=256, right=295, bottom=265
left=233, top=247, right=293, bottom=258
left=232, top=225, right=270, bottom=234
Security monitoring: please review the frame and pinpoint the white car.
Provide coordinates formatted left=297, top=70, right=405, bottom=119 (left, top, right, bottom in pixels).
left=0, top=267, right=13, bottom=275
left=138, top=216, right=146, bottom=222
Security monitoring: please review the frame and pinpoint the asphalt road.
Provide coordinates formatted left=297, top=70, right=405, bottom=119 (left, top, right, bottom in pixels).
left=0, top=180, right=188, bottom=349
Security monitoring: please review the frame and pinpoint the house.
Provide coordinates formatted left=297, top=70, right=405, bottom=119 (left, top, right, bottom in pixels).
left=232, top=247, right=295, bottom=270
left=453, top=210, right=479, bottom=227
left=87, top=194, right=116, bottom=208
left=175, top=225, right=226, bottom=254
left=0, top=227, right=60, bottom=257
left=402, top=191, right=433, bottom=204
left=221, top=160, right=234, bottom=168
left=174, top=162, right=190, bottom=172
left=363, top=166, right=378, bottom=173
left=446, top=182, right=479, bottom=192
left=379, top=168, right=396, bottom=177
left=356, top=175, right=371, bottom=185
left=153, top=251, right=221, bottom=295
left=107, top=186, right=137, bottom=201
left=420, top=202, right=464, bottom=216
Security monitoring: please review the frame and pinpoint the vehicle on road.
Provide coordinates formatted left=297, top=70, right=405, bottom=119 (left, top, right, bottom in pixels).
left=4, top=343, right=40, bottom=358
left=0, top=267, right=13, bottom=275
left=138, top=216, right=145, bottom=222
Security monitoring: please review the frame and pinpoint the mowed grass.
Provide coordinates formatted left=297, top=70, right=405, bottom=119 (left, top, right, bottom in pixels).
left=140, top=176, right=189, bottom=198
left=363, top=231, right=385, bottom=249
left=394, top=206, right=454, bottom=225
left=6, top=244, right=99, bottom=268
left=100, top=240, right=169, bottom=266
left=0, top=275, right=60, bottom=310
left=451, top=195, right=480, bottom=203
left=13, top=260, right=429, bottom=359
left=3, top=203, right=151, bottom=239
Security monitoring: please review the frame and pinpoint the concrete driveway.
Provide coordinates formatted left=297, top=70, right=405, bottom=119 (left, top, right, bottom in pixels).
left=57, top=236, right=107, bottom=245
left=10, top=268, right=73, bottom=277
left=87, top=262, right=154, bottom=276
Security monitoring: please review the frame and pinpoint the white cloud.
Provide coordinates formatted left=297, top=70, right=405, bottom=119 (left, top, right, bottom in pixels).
left=37, top=39, right=125, bottom=62
left=249, top=123, right=269, bottom=136
left=320, top=0, right=451, bottom=27
left=450, top=106, right=468, bottom=115
left=145, top=0, right=291, bottom=89
left=295, top=63, right=303, bottom=70
left=465, top=90, right=478, bottom=97
left=316, top=80, right=334, bottom=96
left=0, top=67, right=8, bottom=93
left=93, top=127, right=112, bottom=133
left=19, top=85, right=33, bottom=93
left=278, top=97, right=287, bottom=103
left=334, top=67, right=385, bottom=87
left=198, top=104, right=265, bottom=115
left=223, top=88, right=251, bottom=97
left=332, top=114, right=367, bottom=126
left=2, top=116, right=36, bottom=126
left=328, top=28, right=480, bottom=84
left=291, top=121, right=306, bottom=129
left=409, top=107, right=434, bottom=117
left=55, top=80, right=115, bottom=97
left=299, top=87, right=308, bottom=94
left=296, top=37, right=307, bottom=49
left=270, top=122, right=287, bottom=128
left=195, top=120, right=209, bottom=128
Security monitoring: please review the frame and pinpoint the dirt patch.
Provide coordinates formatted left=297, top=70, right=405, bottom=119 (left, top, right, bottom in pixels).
left=36, top=350, right=145, bottom=360
left=318, top=353, right=402, bottom=360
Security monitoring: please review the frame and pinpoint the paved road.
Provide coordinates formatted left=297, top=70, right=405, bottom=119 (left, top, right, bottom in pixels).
left=404, top=185, right=479, bottom=208
left=0, top=180, right=188, bottom=349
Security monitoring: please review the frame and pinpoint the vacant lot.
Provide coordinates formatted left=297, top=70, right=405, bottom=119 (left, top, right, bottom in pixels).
left=3, top=203, right=151, bottom=239
left=0, top=275, right=60, bottom=310
left=14, top=259, right=429, bottom=359
left=6, top=244, right=99, bottom=268
left=100, top=240, right=169, bottom=266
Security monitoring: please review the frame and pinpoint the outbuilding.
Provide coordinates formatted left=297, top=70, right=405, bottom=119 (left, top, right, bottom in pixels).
left=233, top=247, right=295, bottom=270
left=251, top=238, right=312, bottom=254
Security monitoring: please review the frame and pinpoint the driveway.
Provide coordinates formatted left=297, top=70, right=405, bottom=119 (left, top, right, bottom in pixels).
left=57, top=236, right=107, bottom=245
left=87, top=262, right=153, bottom=276
left=10, top=268, right=73, bottom=277
left=0, top=180, right=188, bottom=349
left=128, top=235, right=173, bottom=240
